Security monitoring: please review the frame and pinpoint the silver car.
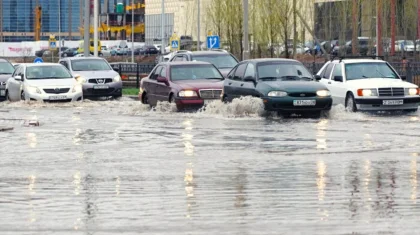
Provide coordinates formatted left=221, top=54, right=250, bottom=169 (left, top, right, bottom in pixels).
left=58, top=57, right=122, bottom=99
left=0, top=58, right=15, bottom=100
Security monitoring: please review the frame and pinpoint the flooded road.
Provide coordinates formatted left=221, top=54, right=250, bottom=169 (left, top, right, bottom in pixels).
left=1, top=98, right=420, bottom=235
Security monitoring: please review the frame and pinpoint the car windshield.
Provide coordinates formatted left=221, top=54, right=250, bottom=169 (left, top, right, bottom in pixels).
left=0, top=62, right=15, bottom=74
left=257, top=62, right=313, bottom=81
left=345, top=62, right=399, bottom=80
left=191, top=54, right=238, bottom=69
left=170, top=64, right=223, bottom=81
left=71, top=59, right=111, bottom=71
left=26, top=65, right=73, bottom=79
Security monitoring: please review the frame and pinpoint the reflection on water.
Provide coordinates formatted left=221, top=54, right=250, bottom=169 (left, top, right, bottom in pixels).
left=26, top=133, right=37, bottom=148
left=411, top=157, right=417, bottom=203
left=73, top=171, right=81, bottom=195
left=316, top=161, right=326, bottom=201
left=28, top=175, right=37, bottom=224
left=316, top=119, right=328, bottom=150
left=183, top=119, right=196, bottom=218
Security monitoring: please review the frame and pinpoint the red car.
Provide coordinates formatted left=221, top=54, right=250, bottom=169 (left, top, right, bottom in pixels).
left=139, top=61, right=224, bottom=110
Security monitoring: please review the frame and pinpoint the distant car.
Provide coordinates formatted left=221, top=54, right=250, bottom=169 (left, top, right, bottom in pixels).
left=169, top=50, right=239, bottom=78
left=137, top=45, right=159, bottom=55
left=317, top=58, right=420, bottom=112
left=6, top=63, right=82, bottom=102
left=62, top=48, right=78, bottom=57
left=0, top=58, right=15, bottom=100
left=58, top=57, right=122, bottom=99
left=139, top=61, right=224, bottom=110
left=222, top=58, right=332, bottom=117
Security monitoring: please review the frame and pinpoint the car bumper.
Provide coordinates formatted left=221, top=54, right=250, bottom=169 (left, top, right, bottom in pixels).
left=355, top=97, right=420, bottom=111
left=262, top=97, right=333, bottom=112
left=27, top=91, right=83, bottom=102
left=0, top=85, right=6, bottom=99
left=82, top=82, right=123, bottom=97
left=175, top=97, right=214, bottom=109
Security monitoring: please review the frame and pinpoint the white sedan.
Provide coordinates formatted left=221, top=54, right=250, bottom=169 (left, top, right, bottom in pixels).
left=6, top=63, right=83, bottom=102
left=317, top=58, right=420, bottom=112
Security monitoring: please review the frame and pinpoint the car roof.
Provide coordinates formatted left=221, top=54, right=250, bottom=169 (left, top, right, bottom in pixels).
left=243, top=58, right=301, bottom=64
left=64, top=57, right=105, bottom=61
left=0, top=58, right=11, bottom=63
left=180, top=51, right=231, bottom=56
left=333, top=59, right=387, bottom=64
left=25, top=63, right=64, bottom=67
left=163, top=61, right=213, bottom=66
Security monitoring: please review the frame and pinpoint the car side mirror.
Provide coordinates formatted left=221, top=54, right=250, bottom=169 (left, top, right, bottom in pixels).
left=314, top=75, right=322, bottom=81
left=244, top=76, right=257, bottom=85
left=401, top=75, right=407, bottom=81
left=14, top=75, right=23, bottom=81
left=334, top=76, right=343, bottom=82
left=157, top=76, right=169, bottom=84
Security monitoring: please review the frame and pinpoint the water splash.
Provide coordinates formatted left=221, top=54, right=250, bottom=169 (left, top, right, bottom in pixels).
left=153, top=101, right=178, bottom=113
left=199, top=96, right=265, bottom=118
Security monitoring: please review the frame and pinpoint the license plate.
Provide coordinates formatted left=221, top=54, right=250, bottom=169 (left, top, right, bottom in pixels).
left=383, top=100, right=404, bottom=105
left=293, top=100, right=316, bottom=106
left=94, top=85, right=109, bottom=89
left=0, top=90, right=5, bottom=96
left=49, top=95, right=67, bottom=100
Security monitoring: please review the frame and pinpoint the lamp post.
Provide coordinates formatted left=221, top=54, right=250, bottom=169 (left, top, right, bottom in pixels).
left=161, top=0, right=165, bottom=54
left=93, top=0, right=98, bottom=57
left=197, top=0, right=200, bottom=51
left=131, top=0, right=134, bottom=62
left=83, top=0, right=89, bottom=57
left=59, top=0, right=61, bottom=59
left=243, top=0, right=249, bottom=60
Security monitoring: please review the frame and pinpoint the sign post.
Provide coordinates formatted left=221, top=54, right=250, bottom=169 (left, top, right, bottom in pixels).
left=169, top=34, right=180, bottom=52
left=206, top=34, right=220, bottom=50
left=49, top=34, right=57, bottom=62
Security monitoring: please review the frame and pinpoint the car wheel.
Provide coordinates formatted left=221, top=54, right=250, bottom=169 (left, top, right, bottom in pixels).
left=345, top=93, right=357, bottom=112
left=5, top=90, right=11, bottom=101
left=169, top=94, right=175, bottom=103
left=141, top=92, right=149, bottom=104
left=21, top=91, right=26, bottom=101
left=113, top=95, right=122, bottom=100
left=222, top=95, right=229, bottom=103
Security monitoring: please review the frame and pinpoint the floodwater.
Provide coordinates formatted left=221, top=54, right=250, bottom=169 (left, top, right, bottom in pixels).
left=1, top=97, right=420, bottom=235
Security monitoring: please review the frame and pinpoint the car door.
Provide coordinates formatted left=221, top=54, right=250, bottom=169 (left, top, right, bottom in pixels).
left=319, top=63, right=334, bottom=86
left=155, top=65, right=171, bottom=102
left=223, top=66, right=237, bottom=101
left=146, top=66, right=162, bottom=106
left=230, top=63, right=248, bottom=99
left=7, top=66, right=23, bottom=101
left=236, top=63, right=260, bottom=97
left=329, top=63, right=347, bottom=105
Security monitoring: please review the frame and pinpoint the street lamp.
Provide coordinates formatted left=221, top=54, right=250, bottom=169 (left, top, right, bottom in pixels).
left=161, top=0, right=165, bottom=55
left=131, top=0, right=134, bottom=63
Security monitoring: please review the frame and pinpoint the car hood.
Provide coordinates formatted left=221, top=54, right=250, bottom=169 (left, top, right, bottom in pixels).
left=218, top=68, right=233, bottom=78
left=25, top=78, right=78, bottom=87
left=0, top=74, right=12, bottom=83
left=71, top=70, right=118, bottom=78
left=346, top=78, right=417, bottom=89
left=172, top=79, right=224, bottom=90
left=264, top=80, right=328, bottom=92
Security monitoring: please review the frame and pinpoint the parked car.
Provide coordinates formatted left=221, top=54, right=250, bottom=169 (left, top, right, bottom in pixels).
left=61, top=47, right=78, bottom=57
left=6, top=63, right=82, bottom=102
left=139, top=61, right=224, bottom=110
left=317, top=58, right=420, bottom=112
left=169, top=50, right=239, bottom=78
left=58, top=57, right=122, bottom=99
left=137, top=45, right=159, bottom=55
left=222, top=58, right=332, bottom=117
left=0, top=58, right=15, bottom=100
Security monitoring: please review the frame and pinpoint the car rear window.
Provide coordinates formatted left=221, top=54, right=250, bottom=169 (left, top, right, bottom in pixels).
left=191, top=54, right=238, bottom=69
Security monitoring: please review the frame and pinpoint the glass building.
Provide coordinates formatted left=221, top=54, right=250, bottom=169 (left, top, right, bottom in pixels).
left=0, top=0, right=82, bottom=42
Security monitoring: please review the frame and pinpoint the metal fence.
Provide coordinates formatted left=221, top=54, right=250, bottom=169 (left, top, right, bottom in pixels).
left=114, top=60, right=420, bottom=89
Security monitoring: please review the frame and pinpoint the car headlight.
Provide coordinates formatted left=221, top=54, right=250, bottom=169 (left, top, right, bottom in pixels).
left=405, top=88, right=419, bottom=96
left=357, top=89, right=378, bottom=97
left=114, top=75, right=121, bottom=82
left=179, top=90, right=198, bottom=97
left=316, top=90, right=331, bottom=97
left=75, top=75, right=87, bottom=84
left=26, top=86, right=41, bottom=94
left=72, top=84, right=82, bottom=93
left=267, top=91, right=288, bottom=97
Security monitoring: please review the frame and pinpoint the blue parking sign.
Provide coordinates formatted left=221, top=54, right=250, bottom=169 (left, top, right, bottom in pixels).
left=207, top=36, right=220, bottom=49
left=34, top=57, right=43, bottom=63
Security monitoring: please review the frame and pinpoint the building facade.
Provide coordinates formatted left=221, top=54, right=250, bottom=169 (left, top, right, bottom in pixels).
left=0, top=0, right=82, bottom=42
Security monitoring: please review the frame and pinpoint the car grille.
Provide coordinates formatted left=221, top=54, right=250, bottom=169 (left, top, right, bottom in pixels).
left=288, top=92, right=317, bottom=97
left=199, top=89, right=222, bottom=99
left=43, top=88, right=70, bottom=94
left=378, top=87, right=404, bottom=97
left=88, top=78, right=113, bottom=84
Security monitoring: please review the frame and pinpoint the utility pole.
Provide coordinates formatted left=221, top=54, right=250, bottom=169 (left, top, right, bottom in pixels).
left=197, top=0, right=200, bottom=51
left=94, top=0, right=98, bottom=57
left=131, top=0, right=135, bottom=63
left=376, top=0, right=382, bottom=57
left=243, top=0, right=249, bottom=60
left=352, top=0, right=358, bottom=55
left=59, top=0, right=61, bottom=59
left=84, top=0, right=90, bottom=57
left=161, top=0, right=165, bottom=54
left=417, top=0, right=420, bottom=39
left=390, top=0, right=395, bottom=56
left=292, top=0, right=297, bottom=59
